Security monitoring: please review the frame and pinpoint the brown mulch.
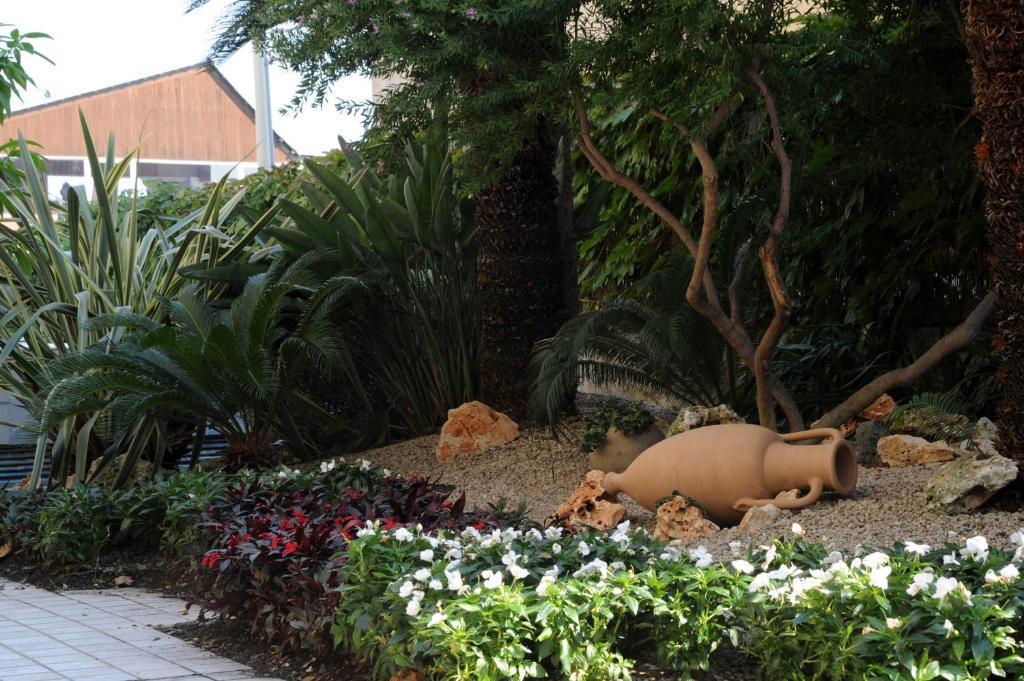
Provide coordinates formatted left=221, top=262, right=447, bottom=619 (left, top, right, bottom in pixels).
left=0, top=546, right=192, bottom=594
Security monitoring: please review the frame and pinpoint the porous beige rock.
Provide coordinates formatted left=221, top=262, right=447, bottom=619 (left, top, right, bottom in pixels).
left=738, top=504, right=791, bottom=534
left=550, top=470, right=626, bottom=531
left=926, top=453, right=1018, bottom=514
left=666, top=404, right=744, bottom=437
left=87, top=453, right=153, bottom=489
left=775, top=488, right=801, bottom=502
left=652, top=495, right=720, bottom=541
left=436, top=401, right=518, bottom=463
left=877, top=434, right=957, bottom=467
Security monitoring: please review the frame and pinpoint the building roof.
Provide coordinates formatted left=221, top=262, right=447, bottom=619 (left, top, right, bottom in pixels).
left=0, top=62, right=298, bottom=162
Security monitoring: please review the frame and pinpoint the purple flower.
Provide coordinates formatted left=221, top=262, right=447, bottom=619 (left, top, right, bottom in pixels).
left=465, top=7, right=479, bottom=19
left=347, top=0, right=357, bottom=5
left=402, top=11, right=412, bottom=18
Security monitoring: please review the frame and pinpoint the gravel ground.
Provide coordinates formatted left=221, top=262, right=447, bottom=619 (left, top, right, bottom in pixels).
left=354, top=420, right=1024, bottom=559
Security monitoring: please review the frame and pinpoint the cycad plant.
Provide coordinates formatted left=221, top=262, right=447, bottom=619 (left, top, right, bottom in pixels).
left=530, top=257, right=753, bottom=427
left=0, top=115, right=273, bottom=487
left=37, top=258, right=354, bottom=471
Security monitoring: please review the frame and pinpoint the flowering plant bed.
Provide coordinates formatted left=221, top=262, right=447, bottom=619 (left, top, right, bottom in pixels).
left=194, top=460, right=515, bottom=652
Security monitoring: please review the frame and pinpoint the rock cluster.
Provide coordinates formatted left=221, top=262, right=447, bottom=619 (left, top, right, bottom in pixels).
left=877, top=434, right=957, bottom=467
left=652, top=495, right=720, bottom=541
left=436, top=401, right=519, bottom=463
left=550, top=470, right=626, bottom=530
left=666, top=404, right=744, bottom=438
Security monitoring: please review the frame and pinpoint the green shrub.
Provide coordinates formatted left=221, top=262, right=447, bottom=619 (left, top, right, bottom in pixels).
left=580, top=402, right=656, bottom=453
left=34, top=485, right=117, bottom=564
left=334, top=523, right=739, bottom=680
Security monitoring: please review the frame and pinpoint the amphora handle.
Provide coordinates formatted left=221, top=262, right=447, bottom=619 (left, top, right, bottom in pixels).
left=732, top=477, right=824, bottom=513
left=780, top=427, right=842, bottom=444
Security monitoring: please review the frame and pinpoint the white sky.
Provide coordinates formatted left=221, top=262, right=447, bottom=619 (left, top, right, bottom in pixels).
left=4, top=0, right=370, bottom=156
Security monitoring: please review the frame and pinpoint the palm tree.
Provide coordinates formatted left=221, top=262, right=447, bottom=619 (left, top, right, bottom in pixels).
left=964, top=0, right=1024, bottom=461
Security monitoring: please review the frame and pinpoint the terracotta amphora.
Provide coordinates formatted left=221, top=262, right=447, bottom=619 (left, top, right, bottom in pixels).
left=602, top=424, right=857, bottom=526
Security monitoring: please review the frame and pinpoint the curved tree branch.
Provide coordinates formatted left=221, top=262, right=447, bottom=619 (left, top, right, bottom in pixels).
left=812, top=291, right=998, bottom=429
left=747, top=66, right=795, bottom=430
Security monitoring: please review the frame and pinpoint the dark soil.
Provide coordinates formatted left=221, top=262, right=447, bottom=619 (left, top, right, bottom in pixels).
left=163, top=618, right=374, bottom=681
left=0, top=546, right=193, bottom=594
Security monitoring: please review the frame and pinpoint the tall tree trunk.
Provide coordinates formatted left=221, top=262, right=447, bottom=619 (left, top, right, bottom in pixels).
left=475, top=130, right=567, bottom=414
left=964, top=0, right=1024, bottom=460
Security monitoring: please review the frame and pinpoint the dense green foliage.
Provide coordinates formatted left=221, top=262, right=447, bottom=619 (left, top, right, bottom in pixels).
left=37, top=262, right=351, bottom=469
left=0, top=119, right=269, bottom=488
left=579, top=402, right=656, bottom=453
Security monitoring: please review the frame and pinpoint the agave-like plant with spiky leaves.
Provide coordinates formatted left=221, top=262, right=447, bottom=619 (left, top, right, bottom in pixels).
left=0, top=114, right=278, bottom=487
left=35, top=256, right=359, bottom=471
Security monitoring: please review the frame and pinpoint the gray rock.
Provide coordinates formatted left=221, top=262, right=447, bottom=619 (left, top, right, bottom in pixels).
left=925, top=453, right=1018, bottom=514
left=851, top=421, right=890, bottom=467
left=738, top=504, right=791, bottom=535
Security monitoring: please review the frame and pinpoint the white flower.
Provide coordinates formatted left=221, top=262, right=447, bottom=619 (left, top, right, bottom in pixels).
left=862, top=552, right=889, bottom=570
left=728, top=541, right=743, bottom=554
left=428, top=579, right=443, bottom=590
left=903, top=541, right=931, bottom=557
left=573, top=558, right=609, bottom=578
left=277, top=470, right=287, bottom=478
left=398, top=581, right=415, bottom=598
left=405, top=599, right=421, bottom=617
left=985, top=569, right=1000, bottom=584
left=761, top=545, right=777, bottom=570
left=578, top=541, right=591, bottom=556
left=1000, top=564, right=1020, bottom=581
left=360, top=459, right=372, bottom=470
left=791, top=523, right=805, bottom=536
left=420, top=549, right=434, bottom=562
left=413, top=568, right=431, bottom=582
left=501, top=550, right=520, bottom=567
left=552, top=543, right=562, bottom=555
left=536, top=575, right=556, bottom=596
left=508, top=564, right=529, bottom=580
left=689, top=546, right=713, bottom=569
left=906, top=572, right=934, bottom=596
left=427, top=611, right=446, bottom=627
left=482, top=569, right=504, bottom=589
left=822, top=551, right=844, bottom=566
left=961, top=535, right=989, bottom=562
left=868, top=566, right=890, bottom=590
left=943, top=619, right=955, bottom=635
left=544, top=526, right=563, bottom=540
left=933, top=576, right=960, bottom=601
left=732, top=559, right=755, bottom=575
left=659, top=546, right=683, bottom=562
left=1011, top=529, right=1024, bottom=547
left=412, top=589, right=425, bottom=601
left=320, top=461, right=330, bottom=473
left=942, top=553, right=960, bottom=566
left=445, top=570, right=464, bottom=592
left=610, top=521, right=631, bottom=544
left=885, top=617, right=901, bottom=630
left=748, top=573, right=772, bottom=592
left=393, top=528, right=415, bottom=543
left=382, top=468, right=391, bottom=477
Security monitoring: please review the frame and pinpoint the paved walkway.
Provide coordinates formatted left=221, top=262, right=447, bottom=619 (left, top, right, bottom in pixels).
left=0, top=580, right=283, bottom=681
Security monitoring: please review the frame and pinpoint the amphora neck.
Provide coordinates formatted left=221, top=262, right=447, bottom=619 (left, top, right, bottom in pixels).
left=764, top=437, right=857, bottom=495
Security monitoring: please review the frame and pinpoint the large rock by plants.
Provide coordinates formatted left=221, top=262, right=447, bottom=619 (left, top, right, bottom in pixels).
left=652, top=494, right=719, bottom=541
left=876, top=434, right=957, bottom=467
left=666, top=404, right=744, bottom=437
left=86, top=454, right=154, bottom=490
left=436, top=401, right=519, bottom=463
left=851, top=421, right=891, bottom=467
left=925, top=453, right=1018, bottom=514
left=550, top=470, right=626, bottom=531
